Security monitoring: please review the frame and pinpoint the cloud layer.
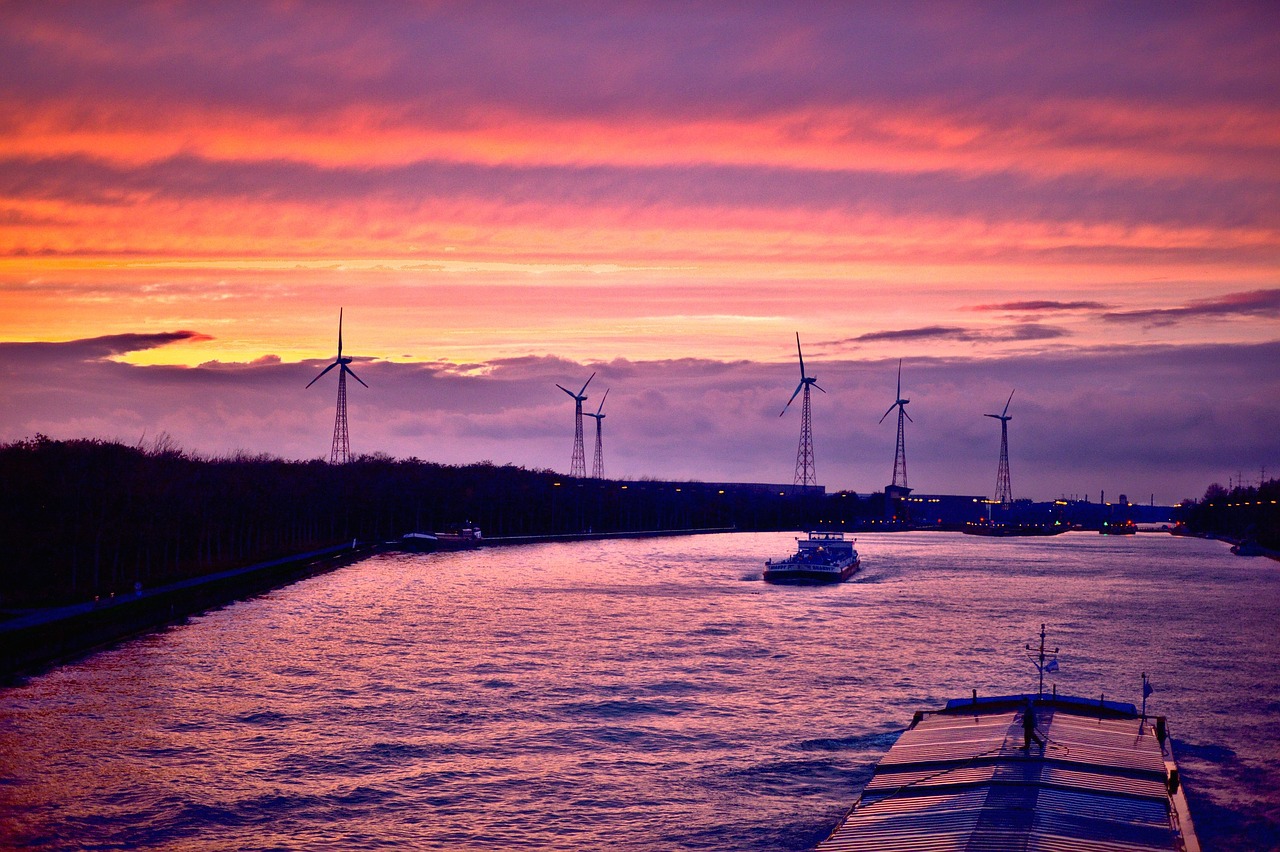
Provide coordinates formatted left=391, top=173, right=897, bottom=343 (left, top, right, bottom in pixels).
left=3, top=330, right=1276, bottom=505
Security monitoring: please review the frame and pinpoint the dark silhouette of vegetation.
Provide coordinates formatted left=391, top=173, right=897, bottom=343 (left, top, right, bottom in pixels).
left=1179, top=478, right=1280, bottom=550
left=0, top=436, right=868, bottom=609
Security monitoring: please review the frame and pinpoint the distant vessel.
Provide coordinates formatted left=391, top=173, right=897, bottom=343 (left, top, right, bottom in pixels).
left=397, top=524, right=483, bottom=552
left=817, top=691, right=1200, bottom=851
left=962, top=521, right=1069, bottom=537
left=1101, top=520, right=1138, bottom=535
left=763, top=531, right=859, bottom=584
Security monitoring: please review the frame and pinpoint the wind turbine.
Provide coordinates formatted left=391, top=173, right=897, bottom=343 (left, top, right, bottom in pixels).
left=780, top=333, right=824, bottom=487
left=985, top=390, right=1015, bottom=505
left=306, top=308, right=368, bottom=465
left=583, top=388, right=610, bottom=479
left=556, top=372, right=595, bottom=478
left=879, top=359, right=912, bottom=488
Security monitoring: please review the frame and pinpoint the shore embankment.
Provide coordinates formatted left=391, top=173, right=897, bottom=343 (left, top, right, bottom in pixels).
left=0, top=527, right=739, bottom=680
left=0, top=542, right=378, bottom=680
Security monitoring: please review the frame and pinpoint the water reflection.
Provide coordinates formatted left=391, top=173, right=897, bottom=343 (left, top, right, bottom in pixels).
left=1, top=532, right=1277, bottom=850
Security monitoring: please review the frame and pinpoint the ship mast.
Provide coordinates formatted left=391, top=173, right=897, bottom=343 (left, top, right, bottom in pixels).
left=1025, top=623, right=1059, bottom=697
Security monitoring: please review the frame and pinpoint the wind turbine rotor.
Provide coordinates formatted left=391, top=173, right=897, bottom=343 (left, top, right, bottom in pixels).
left=781, top=381, right=805, bottom=416
left=343, top=364, right=369, bottom=389
left=306, top=361, right=338, bottom=388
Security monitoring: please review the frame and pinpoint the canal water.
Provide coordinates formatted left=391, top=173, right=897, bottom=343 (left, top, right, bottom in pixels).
left=1, top=532, right=1277, bottom=850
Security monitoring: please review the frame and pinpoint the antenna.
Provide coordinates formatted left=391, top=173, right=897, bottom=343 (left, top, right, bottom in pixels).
left=1025, top=623, right=1059, bottom=697
left=984, top=389, right=1014, bottom=505
left=557, top=372, right=595, bottom=477
left=306, top=308, right=368, bottom=464
left=780, top=333, right=824, bottom=487
left=879, top=359, right=912, bottom=487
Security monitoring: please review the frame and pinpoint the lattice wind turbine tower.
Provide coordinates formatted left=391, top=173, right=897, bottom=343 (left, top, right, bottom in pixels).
left=879, top=359, right=912, bottom=488
left=780, top=333, right=824, bottom=487
left=985, top=390, right=1015, bottom=505
left=583, top=388, right=609, bottom=479
left=306, top=308, right=368, bottom=465
left=557, top=372, right=595, bottom=478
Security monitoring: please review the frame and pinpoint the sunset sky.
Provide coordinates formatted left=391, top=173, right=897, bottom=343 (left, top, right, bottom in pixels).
left=2, top=2, right=1277, bottom=502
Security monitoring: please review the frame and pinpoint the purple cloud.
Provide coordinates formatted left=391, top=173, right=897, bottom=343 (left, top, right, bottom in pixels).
left=1102, top=288, right=1280, bottom=325
left=969, top=300, right=1111, bottom=312
left=1, top=331, right=212, bottom=362
left=848, top=324, right=1070, bottom=344
left=6, top=331, right=1276, bottom=505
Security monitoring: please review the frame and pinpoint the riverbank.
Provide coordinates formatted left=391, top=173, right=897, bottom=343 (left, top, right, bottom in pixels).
left=0, top=542, right=377, bottom=680
left=0, top=527, right=739, bottom=680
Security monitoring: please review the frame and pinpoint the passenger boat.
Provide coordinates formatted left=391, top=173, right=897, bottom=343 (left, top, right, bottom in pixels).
left=763, top=531, right=859, bottom=584
left=818, top=633, right=1199, bottom=851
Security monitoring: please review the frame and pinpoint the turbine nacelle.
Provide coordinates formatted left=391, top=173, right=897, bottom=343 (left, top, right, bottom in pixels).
left=585, top=388, right=609, bottom=420
left=780, top=333, right=824, bottom=416
left=557, top=372, right=596, bottom=403
left=879, top=358, right=911, bottom=423
left=985, top=390, right=1015, bottom=422
left=306, top=308, right=368, bottom=389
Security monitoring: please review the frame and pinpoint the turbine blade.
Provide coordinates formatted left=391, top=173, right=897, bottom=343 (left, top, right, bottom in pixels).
left=795, top=332, right=805, bottom=378
left=337, top=307, right=344, bottom=359
left=596, top=388, right=609, bottom=415
left=903, top=407, right=914, bottom=423
left=780, top=383, right=803, bottom=415
left=1003, top=389, right=1015, bottom=416
left=305, top=361, right=338, bottom=388
left=344, top=364, right=369, bottom=388
left=985, top=413, right=999, bottom=419
left=879, top=404, right=896, bottom=423
left=578, top=372, right=596, bottom=396
left=557, top=383, right=577, bottom=398
left=813, top=382, right=826, bottom=394
left=896, top=358, right=902, bottom=398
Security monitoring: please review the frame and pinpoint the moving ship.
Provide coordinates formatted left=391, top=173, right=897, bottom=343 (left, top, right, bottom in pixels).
left=763, top=531, right=859, bottom=584
left=962, top=521, right=1070, bottom=537
left=818, top=634, right=1199, bottom=852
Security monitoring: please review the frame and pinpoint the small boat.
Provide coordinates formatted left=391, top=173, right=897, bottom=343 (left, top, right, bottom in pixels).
left=819, top=630, right=1199, bottom=851
left=763, top=531, right=859, bottom=584
left=1100, top=520, right=1138, bottom=535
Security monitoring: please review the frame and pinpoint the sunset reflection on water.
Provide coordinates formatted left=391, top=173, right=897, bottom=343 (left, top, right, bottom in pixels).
left=2, top=532, right=1277, bottom=850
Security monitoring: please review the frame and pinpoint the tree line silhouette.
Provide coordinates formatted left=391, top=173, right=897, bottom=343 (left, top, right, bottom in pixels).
left=0, top=436, right=868, bottom=609
left=1179, top=478, right=1280, bottom=550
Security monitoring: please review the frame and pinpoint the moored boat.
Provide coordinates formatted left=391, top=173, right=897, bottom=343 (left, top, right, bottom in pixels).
left=763, top=531, right=859, bottom=584
left=395, top=524, right=483, bottom=552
